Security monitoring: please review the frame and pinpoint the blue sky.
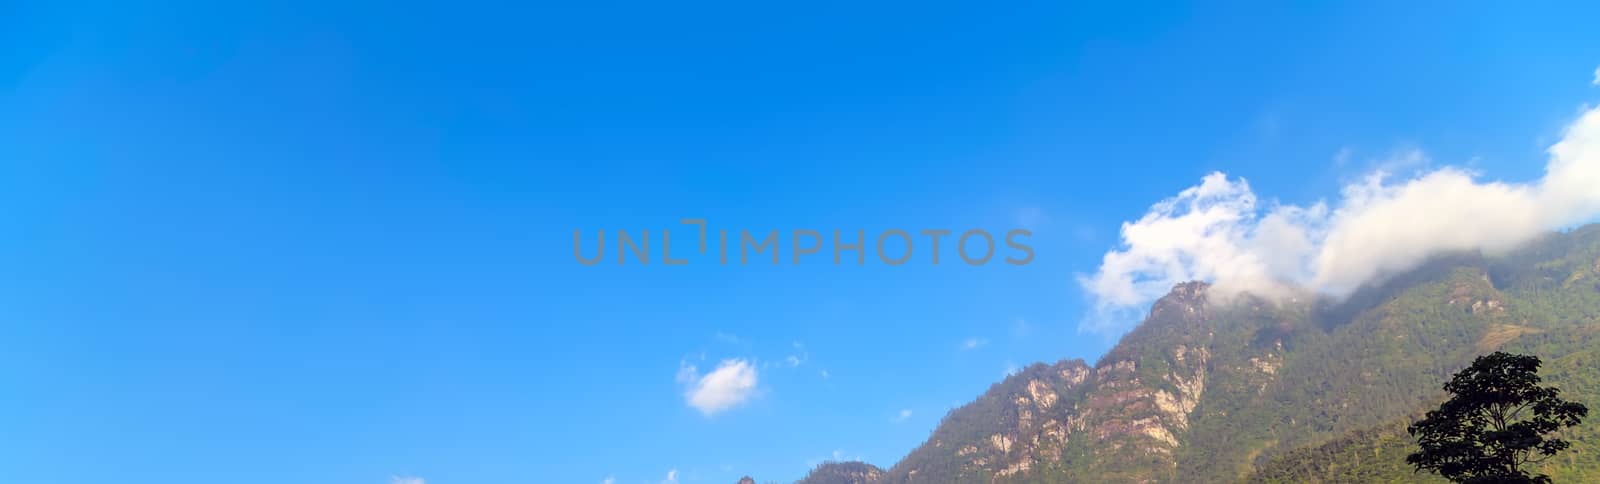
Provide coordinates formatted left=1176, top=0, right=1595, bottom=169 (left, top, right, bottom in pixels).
left=4, top=2, right=1600, bottom=483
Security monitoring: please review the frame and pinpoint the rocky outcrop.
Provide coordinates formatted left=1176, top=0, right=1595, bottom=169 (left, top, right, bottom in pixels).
left=880, top=282, right=1223, bottom=483
left=878, top=358, right=1093, bottom=483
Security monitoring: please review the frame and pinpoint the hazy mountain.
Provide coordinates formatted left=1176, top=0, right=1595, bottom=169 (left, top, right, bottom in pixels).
left=796, top=461, right=885, bottom=484
left=766, top=224, right=1600, bottom=483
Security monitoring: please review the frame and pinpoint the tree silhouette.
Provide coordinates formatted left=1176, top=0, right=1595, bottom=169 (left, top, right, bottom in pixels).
left=1407, top=352, right=1588, bottom=483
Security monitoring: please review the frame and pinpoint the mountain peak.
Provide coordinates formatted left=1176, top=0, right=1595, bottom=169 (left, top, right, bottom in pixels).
left=796, top=461, right=883, bottom=484
left=1168, top=280, right=1211, bottom=300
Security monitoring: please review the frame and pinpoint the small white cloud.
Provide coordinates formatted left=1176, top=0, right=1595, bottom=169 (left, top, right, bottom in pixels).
left=1003, top=362, right=1019, bottom=377
left=960, top=338, right=987, bottom=350
left=819, top=369, right=831, bottom=379
left=392, top=477, right=424, bottom=484
left=601, top=477, right=615, bottom=484
left=713, top=331, right=743, bottom=345
left=1593, top=65, right=1599, bottom=86
left=679, top=359, right=759, bottom=416
left=893, top=408, right=913, bottom=423
left=663, top=469, right=678, bottom=483
left=785, top=355, right=803, bottom=367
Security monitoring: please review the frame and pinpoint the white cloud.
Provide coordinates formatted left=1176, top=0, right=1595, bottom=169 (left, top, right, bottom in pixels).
left=663, top=469, right=678, bottom=483
left=602, top=477, right=615, bottom=484
left=893, top=408, right=913, bottom=423
left=679, top=359, right=759, bottom=416
left=1080, top=101, right=1600, bottom=333
left=819, top=369, right=831, bottom=379
left=960, top=338, right=987, bottom=350
left=1593, top=65, right=1599, bottom=86
left=392, top=477, right=424, bottom=484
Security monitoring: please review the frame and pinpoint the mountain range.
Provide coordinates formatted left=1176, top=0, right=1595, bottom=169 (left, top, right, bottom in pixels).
left=767, top=224, right=1600, bottom=483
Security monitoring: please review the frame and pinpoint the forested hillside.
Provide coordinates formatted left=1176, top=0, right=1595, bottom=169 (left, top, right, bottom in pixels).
left=791, top=224, right=1600, bottom=483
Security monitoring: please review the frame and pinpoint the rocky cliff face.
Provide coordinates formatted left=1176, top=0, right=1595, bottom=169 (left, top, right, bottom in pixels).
left=1075, top=281, right=1214, bottom=481
left=877, top=281, right=1231, bottom=483
left=882, top=358, right=1092, bottom=482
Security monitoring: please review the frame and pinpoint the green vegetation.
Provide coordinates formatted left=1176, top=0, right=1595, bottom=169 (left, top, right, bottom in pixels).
left=797, top=224, right=1600, bottom=483
left=795, top=461, right=884, bottom=484
left=1406, top=352, right=1588, bottom=483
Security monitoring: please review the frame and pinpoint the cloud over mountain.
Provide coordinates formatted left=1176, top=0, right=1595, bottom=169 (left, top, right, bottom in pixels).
left=1080, top=103, right=1600, bottom=333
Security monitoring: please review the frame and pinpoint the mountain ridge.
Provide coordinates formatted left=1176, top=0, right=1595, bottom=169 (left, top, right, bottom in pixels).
left=764, top=224, right=1600, bottom=483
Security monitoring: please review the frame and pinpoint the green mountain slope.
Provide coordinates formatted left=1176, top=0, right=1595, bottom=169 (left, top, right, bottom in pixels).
left=821, top=224, right=1600, bottom=484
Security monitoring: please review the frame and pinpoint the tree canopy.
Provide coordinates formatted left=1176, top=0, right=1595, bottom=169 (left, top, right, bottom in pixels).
left=1408, top=352, right=1589, bottom=483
